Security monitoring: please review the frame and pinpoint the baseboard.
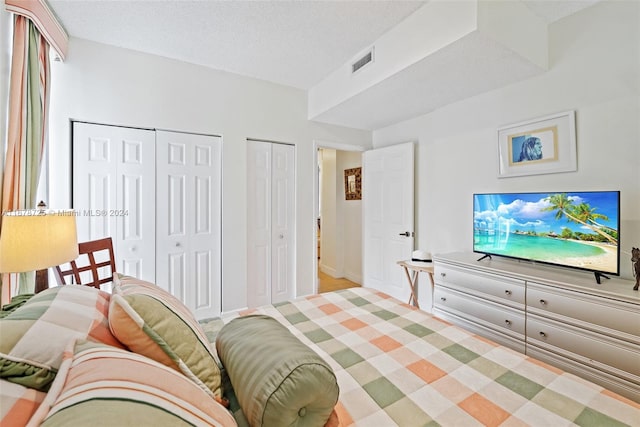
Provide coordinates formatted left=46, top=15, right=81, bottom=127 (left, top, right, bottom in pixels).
left=320, top=263, right=362, bottom=284
left=319, top=264, right=339, bottom=278
left=344, top=271, right=362, bottom=285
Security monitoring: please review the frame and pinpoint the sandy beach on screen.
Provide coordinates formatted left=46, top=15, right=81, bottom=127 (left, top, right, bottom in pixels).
left=544, top=240, right=618, bottom=271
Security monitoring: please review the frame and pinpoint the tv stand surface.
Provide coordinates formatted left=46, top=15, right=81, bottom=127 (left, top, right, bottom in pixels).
left=433, top=252, right=640, bottom=403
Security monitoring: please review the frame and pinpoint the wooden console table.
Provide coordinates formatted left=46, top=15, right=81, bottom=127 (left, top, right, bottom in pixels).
left=397, top=260, right=435, bottom=309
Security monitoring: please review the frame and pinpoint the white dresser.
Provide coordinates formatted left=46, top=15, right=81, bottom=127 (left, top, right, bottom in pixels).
left=433, top=252, right=640, bottom=402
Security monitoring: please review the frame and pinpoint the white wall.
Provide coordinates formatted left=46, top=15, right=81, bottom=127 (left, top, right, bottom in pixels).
left=320, top=149, right=338, bottom=275
left=47, top=38, right=372, bottom=312
left=319, top=149, right=363, bottom=283
left=374, top=1, right=640, bottom=293
left=336, top=150, right=362, bottom=284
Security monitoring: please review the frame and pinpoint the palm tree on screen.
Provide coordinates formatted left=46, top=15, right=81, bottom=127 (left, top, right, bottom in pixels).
left=541, top=194, right=617, bottom=245
left=572, top=203, right=617, bottom=234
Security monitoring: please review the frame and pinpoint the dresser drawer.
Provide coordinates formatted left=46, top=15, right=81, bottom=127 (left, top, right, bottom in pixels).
left=435, top=264, right=525, bottom=308
left=527, top=314, right=640, bottom=379
left=434, top=286, right=525, bottom=338
left=527, top=283, right=640, bottom=341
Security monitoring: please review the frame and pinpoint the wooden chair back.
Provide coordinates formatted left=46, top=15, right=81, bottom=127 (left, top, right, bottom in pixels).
left=54, top=237, right=117, bottom=289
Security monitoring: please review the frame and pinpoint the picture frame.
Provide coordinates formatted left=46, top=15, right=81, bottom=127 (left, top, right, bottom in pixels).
left=497, top=110, right=576, bottom=178
left=344, top=167, right=362, bottom=200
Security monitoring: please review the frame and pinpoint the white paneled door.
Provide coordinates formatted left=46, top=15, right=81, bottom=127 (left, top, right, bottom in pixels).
left=156, top=130, right=222, bottom=320
left=363, top=142, right=414, bottom=301
left=73, top=124, right=222, bottom=319
left=72, top=122, right=156, bottom=282
left=247, top=140, right=295, bottom=307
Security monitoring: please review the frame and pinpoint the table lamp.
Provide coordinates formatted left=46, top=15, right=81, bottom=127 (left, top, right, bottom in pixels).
left=0, top=209, right=79, bottom=293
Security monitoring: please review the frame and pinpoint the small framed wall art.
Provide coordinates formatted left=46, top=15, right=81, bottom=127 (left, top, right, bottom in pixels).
left=497, top=110, right=576, bottom=178
left=344, top=167, right=362, bottom=200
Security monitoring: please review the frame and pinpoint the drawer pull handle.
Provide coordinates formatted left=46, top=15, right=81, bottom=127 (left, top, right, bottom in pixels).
left=504, top=320, right=512, bottom=326
left=440, top=297, right=447, bottom=302
left=539, top=331, right=547, bottom=338
left=440, top=273, right=446, bottom=277
left=539, top=299, right=547, bottom=305
left=504, top=290, right=512, bottom=296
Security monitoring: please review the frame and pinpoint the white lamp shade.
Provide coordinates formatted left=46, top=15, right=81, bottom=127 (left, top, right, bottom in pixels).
left=0, top=210, right=79, bottom=273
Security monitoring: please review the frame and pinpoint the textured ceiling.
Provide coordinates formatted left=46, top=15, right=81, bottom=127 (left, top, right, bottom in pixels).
left=48, top=0, right=426, bottom=89
left=47, top=0, right=602, bottom=129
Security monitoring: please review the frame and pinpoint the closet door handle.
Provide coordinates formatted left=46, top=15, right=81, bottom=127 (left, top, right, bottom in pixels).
left=539, top=331, right=547, bottom=338
left=504, top=319, right=512, bottom=326
left=398, top=231, right=410, bottom=237
left=504, top=290, right=512, bottom=296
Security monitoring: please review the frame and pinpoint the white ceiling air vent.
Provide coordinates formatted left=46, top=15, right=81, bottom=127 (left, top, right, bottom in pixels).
left=352, top=47, right=374, bottom=74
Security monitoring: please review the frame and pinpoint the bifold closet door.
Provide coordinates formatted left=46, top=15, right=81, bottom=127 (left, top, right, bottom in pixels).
left=247, top=140, right=295, bottom=308
left=72, top=122, right=156, bottom=282
left=156, top=130, right=222, bottom=320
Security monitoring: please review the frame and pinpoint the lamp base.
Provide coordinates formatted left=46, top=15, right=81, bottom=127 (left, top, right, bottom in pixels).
left=35, top=269, right=49, bottom=293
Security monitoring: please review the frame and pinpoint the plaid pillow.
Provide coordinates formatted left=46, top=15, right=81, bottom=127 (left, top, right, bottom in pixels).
left=0, top=285, right=123, bottom=391
left=29, top=340, right=237, bottom=427
left=0, top=379, right=46, bottom=426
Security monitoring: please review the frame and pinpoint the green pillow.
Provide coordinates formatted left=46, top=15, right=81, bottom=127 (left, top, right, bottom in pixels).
left=109, top=275, right=223, bottom=399
left=216, top=315, right=339, bottom=427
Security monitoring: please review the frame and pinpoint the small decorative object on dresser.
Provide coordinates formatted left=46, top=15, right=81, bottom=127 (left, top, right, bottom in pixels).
left=632, top=247, right=640, bottom=291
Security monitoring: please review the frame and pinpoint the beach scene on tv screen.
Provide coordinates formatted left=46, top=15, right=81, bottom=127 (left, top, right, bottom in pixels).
left=474, top=192, right=619, bottom=274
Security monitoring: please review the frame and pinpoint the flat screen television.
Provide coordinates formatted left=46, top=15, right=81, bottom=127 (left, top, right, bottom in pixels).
left=473, top=191, right=620, bottom=283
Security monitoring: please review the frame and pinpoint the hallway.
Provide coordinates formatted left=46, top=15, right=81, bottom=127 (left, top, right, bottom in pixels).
left=317, top=267, right=360, bottom=293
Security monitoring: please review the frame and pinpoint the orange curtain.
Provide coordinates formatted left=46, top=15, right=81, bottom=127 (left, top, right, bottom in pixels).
left=0, top=14, right=50, bottom=304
